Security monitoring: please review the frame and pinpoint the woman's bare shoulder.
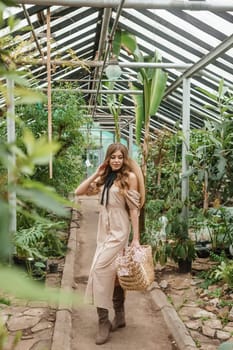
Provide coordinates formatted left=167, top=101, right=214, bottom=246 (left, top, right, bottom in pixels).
left=128, top=171, right=137, bottom=180
left=127, top=171, right=138, bottom=189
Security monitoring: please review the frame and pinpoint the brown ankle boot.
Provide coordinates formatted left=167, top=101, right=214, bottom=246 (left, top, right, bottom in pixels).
left=111, top=285, right=126, bottom=332
left=95, top=307, right=111, bottom=345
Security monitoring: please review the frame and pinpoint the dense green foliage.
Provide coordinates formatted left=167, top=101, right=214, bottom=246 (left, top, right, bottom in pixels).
left=15, top=82, right=88, bottom=196
left=144, top=81, right=233, bottom=268
left=0, top=81, right=89, bottom=252
left=0, top=1, right=86, bottom=264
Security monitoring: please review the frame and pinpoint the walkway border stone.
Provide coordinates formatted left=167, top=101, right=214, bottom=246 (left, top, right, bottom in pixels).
left=150, top=283, right=197, bottom=350
left=50, top=205, right=197, bottom=350
left=51, top=207, right=78, bottom=350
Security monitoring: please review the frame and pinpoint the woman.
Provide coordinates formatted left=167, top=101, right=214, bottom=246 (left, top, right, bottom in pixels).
left=75, top=143, right=145, bottom=345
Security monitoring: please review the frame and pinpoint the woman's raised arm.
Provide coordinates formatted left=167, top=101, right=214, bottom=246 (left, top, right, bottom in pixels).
left=75, top=162, right=107, bottom=196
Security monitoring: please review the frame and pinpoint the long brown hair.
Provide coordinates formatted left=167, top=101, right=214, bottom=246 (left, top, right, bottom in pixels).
left=97, top=143, right=131, bottom=192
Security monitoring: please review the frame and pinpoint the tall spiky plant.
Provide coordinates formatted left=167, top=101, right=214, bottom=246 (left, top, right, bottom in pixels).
left=120, top=30, right=168, bottom=178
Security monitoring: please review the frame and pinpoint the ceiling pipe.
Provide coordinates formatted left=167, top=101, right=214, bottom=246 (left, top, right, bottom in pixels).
left=15, top=0, right=233, bottom=11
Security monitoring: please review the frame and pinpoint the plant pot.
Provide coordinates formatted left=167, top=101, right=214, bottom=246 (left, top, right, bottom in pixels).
left=195, top=244, right=210, bottom=258
left=178, top=258, right=192, bottom=273
left=48, top=262, right=58, bottom=273
left=13, top=255, right=27, bottom=268
left=13, top=255, right=35, bottom=271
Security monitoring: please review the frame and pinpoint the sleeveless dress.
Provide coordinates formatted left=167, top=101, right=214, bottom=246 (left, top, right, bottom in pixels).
left=85, top=183, right=140, bottom=309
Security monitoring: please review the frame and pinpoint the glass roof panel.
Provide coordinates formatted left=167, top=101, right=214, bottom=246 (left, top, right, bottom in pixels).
left=151, top=10, right=221, bottom=46
left=186, top=10, right=233, bottom=36
left=1, top=4, right=233, bottom=139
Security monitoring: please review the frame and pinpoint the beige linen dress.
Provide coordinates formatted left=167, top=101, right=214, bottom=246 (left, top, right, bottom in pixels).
left=85, top=183, right=140, bottom=309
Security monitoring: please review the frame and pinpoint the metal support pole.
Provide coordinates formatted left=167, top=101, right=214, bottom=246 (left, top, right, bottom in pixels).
left=47, top=7, right=53, bottom=178
left=181, top=78, right=190, bottom=221
left=7, top=79, right=16, bottom=236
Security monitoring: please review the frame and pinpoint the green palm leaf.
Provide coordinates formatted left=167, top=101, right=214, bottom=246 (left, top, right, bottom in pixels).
left=121, top=31, right=137, bottom=56
left=149, top=67, right=168, bottom=116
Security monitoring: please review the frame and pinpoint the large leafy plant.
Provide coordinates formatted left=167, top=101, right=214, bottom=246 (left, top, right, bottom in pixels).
left=187, top=80, right=233, bottom=210
left=0, top=1, right=80, bottom=307
left=145, top=80, right=233, bottom=263
left=14, top=220, right=67, bottom=261
left=119, top=30, right=168, bottom=178
left=214, top=260, right=233, bottom=288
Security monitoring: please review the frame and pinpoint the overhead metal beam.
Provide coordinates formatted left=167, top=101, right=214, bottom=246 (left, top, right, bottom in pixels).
left=70, top=89, right=143, bottom=94
left=92, top=114, right=134, bottom=118
left=16, top=57, right=192, bottom=70
left=81, top=105, right=135, bottom=109
left=97, top=9, right=112, bottom=58
left=115, top=63, right=191, bottom=69
left=40, top=87, right=141, bottom=94
left=15, top=0, right=233, bottom=11
left=164, top=33, right=233, bottom=98
left=91, top=120, right=127, bottom=124
left=22, top=4, right=45, bottom=59
left=89, top=8, right=112, bottom=108
left=86, top=0, right=126, bottom=119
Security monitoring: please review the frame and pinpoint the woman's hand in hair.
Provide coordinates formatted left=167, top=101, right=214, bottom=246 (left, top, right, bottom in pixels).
left=94, top=161, right=108, bottom=177
left=75, top=161, right=107, bottom=196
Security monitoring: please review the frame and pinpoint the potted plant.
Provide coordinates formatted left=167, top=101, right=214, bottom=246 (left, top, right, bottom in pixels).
left=190, top=206, right=233, bottom=258
left=169, top=214, right=196, bottom=273
left=170, top=238, right=196, bottom=273
left=48, top=261, right=59, bottom=273
left=153, top=239, right=196, bottom=274
left=153, top=236, right=195, bottom=273
left=153, top=212, right=196, bottom=273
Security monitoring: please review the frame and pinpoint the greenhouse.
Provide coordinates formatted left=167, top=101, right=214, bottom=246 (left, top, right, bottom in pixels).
left=0, top=1, right=233, bottom=350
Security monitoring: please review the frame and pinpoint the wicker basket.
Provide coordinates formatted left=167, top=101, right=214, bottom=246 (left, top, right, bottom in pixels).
left=116, top=245, right=154, bottom=291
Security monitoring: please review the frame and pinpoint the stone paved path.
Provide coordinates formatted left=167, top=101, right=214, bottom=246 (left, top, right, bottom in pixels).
left=157, top=266, right=233, bottom=350
left=0, top=301, right=56, bottom=349
left=71, top=196, right=176, bottom=350
left=0, top=257, right=64, bottom=350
